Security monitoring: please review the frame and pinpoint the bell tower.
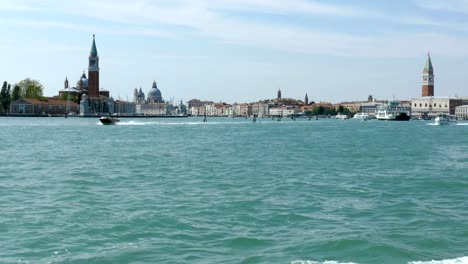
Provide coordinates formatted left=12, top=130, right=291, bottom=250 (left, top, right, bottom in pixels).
left=88, top=34, right=100, bottom=98
left=422, top=53, right=434, bottom=97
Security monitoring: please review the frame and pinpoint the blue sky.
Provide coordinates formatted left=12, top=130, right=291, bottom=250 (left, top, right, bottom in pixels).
left=1, top=0, right=468, bottom=103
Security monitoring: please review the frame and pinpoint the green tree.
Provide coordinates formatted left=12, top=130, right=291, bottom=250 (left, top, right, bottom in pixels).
left=0, top=81, right=6, bottom=112
left=311, top=106, right=324, bottom=115
left=0, top=81, right=11, bottom=113
left=17, top=78, right=44, bottom=99
left=337, top=105, right=344, bottom=114
left=325, top=107, right=337, bottom=116
left=11, top=84, right=21, bottom=102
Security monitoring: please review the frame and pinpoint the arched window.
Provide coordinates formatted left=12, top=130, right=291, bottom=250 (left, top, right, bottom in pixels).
left=439, top=104, right=442, bottom=108
left=420, top=103, right=422, bottom=107
left=414, top=103, right=417, bottom=107
left=434, top=103, right=437, bottom=107
left=425, top=103, right=427, bottom=107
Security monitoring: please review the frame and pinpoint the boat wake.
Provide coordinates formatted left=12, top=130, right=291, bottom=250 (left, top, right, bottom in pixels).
left=408, top=256, right=468, bottom=264
left=114, top=121, right=257, bottom=126
left=289, top=257, right=467, bottom=264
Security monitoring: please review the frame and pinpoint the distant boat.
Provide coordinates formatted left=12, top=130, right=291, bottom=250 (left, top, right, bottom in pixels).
left=434, top=114, right=457, bottom=126
left=376, top=101, right=411, bottom=121
left=100, top=116, right=120, bottom=125
left=334, top=114, right=349, bottom=120
left=353, top=112, right=370, bottom=121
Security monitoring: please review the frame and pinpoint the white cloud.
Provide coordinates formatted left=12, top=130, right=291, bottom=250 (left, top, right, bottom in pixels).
left=414, top=0, right=468, bottom=13
left=3, top=0, right=468, bottom=58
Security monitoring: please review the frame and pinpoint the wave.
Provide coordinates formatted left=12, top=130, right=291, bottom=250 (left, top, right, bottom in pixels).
left=289, top=257, right=468, bottom=264
left=291, top=261, right=357, bottom=264
left=408, top=256, right=468, bottom=264
left=115, top=121, right=255, bottom=126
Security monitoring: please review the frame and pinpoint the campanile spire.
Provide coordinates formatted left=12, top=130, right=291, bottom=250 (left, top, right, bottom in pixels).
left=88, top=34, right=100, bottom=97
left=421, top=53, right=434, bottom=97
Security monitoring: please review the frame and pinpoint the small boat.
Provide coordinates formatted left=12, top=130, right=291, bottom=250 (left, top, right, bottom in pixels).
left=434, top=114, right=457, bottom=125
left=100, top=116, right=120, bottom=125
left=335, top=114, right=349, bottom=120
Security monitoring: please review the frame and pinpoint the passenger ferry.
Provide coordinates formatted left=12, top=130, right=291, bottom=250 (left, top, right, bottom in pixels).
left=376, top=102, right=411, bottom=121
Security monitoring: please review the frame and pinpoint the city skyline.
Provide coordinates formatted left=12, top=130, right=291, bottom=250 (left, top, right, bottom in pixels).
left=1, top=0, right=468, bottom=103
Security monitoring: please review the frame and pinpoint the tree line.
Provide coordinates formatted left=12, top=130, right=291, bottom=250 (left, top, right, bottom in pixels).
left=306, top=104, right=352, bottom=117
left=0, top=79, right=44, bottom=113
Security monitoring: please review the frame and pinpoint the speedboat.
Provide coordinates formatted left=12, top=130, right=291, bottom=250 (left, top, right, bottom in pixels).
left=100, top=116, right=120, bottom=125
left=434, top=115, right=456, bottom=125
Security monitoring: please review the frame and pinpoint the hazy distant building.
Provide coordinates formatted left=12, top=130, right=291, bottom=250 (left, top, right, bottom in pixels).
left=10, top=98, right=79, bottom=116
left=147, top=81, right=163, bottom=103
left=134, top=88, right=146, bottom=103
left=412, top=54, right=464, bottom=116
left=304, top=94, right=309, bottom=105
left=277, top=89, right=282, bottom=99
left=133, top=81, right=168, bottom=116
left=412, top=97, right=462, bottom=116
left=455, top=105, right=468, bottom=120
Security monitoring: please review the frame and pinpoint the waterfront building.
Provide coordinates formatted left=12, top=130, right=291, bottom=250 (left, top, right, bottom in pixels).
left=60, top=35, right=112, bottom=116
left=10, top=98, right=79, bottom=116
left=251, top=102, right=269, bottom=117
left=422, top=53, right=434, bottom=97
left=411, top=96, right=463, bottom=116
left=360, top=102, right=385, bottom=116
left=239, top=104, right=251, bottom=117
left=147, top=81, right=163, bottom=103
left=336, top=96, right=385, bottom=114
left=134, top=88, right=146, bottom=103
left=114, top=100, right=136, bottom=115
left=134, top=81, right=168, bottom=116
left=455, top=105, right=468, bottom=120
left=58, top=77, right=81, bottom=103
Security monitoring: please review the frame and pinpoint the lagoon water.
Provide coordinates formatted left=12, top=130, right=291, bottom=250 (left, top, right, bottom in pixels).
left=0, top=117, right=467, bottom=264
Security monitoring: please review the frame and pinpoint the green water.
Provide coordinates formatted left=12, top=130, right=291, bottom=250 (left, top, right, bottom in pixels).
left=0, top=117, right=467, bottom=264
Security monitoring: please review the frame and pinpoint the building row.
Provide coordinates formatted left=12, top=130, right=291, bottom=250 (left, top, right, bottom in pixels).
left=7, top=44, right=468, bottom=119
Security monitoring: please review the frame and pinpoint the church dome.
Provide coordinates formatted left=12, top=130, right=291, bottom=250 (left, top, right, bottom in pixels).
left=76, top=72, right=88, bottom=90
left=147, top=81, right=163, bottom=102
left=138, top=88, right=145, bottom=98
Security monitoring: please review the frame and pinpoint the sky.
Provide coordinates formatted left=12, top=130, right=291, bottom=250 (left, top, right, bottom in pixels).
left=1, top=0, right=468, bottom=103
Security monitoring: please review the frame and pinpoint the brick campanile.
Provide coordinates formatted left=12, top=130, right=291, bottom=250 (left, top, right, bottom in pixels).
left=422, top=53, right=434, bottom=97
left=88, top=34, right=100, bottom=98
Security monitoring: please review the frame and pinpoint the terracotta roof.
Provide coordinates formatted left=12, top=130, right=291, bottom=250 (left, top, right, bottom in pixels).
left=16, top=98, right=79, bottom=107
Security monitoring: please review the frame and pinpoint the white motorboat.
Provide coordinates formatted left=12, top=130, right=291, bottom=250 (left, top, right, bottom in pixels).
left=335, top=114, right=349, bottom=120
left=434, top=115, right=457, bottom=125
left=353, top=113, right=370, bottom=121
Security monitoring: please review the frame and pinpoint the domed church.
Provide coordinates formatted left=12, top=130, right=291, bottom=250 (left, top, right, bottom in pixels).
left=147, top=81, right=163, bottom=103
left=134, top=80, right=167, bottom=115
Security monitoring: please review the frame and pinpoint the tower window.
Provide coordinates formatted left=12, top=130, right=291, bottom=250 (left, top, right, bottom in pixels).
left=423, top=78, right=428, bottom=81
